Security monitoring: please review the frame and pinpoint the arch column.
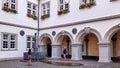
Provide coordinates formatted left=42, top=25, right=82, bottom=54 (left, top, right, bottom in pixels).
left=98, top=43, right=111, bottom=62
left=71, top=44, right=82, bottom=60
left=51, top=44, right=61, bottom=59
left=38, top=45, right=45, bottom=53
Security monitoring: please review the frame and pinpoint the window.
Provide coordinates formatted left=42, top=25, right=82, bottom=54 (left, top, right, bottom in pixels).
left=27, top=2, right=37, bottom=20
left=2, top=0, right=17, bottom=13
left=2, top=33, right=17, bottom=50
left=58, top=0, right=69, bottom=15
left=79, top=0, right=96, bottom=9
left=26, top=36, right=35, bottom=49
left=41, top=2, right=50, bottom=20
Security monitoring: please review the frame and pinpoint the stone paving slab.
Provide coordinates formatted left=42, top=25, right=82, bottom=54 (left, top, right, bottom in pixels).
left=0, top=60, right=119, bottom=68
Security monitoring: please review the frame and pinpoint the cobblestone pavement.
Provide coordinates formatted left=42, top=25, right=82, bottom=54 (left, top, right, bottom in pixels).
left=0, top=59, right=120, bottom=68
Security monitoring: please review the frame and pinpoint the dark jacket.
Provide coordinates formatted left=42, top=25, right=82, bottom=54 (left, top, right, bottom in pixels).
left=63, top=48, right=67, bottom=54
left=28, top=49, right=31, bottom=55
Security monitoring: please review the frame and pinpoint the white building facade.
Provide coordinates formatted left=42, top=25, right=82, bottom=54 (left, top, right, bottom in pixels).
left=0, top=0, right=120, bottom=63
left=0, top=0, right=38, bottom=60
left=39, top=0, right=120, bottom=63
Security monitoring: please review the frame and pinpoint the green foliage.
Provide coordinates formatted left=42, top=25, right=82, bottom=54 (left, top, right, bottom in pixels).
left=41, top=14, right=50, bottom=20
left=57, top=9, right=69, bottom=15
left=2, top=7, right=17, bottom=14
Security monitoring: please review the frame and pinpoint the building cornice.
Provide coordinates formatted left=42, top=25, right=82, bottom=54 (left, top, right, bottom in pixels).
left=0, top=21, right=37, bottom=30
left=0, top=14, right=120, bottom=31
left=40, top=14, right=120, bottom=30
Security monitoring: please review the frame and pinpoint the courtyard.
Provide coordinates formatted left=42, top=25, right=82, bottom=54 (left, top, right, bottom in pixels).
left=0, top=59, right=120, bottom=68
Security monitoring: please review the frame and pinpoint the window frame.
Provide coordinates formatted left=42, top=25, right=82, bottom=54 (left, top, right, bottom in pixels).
left=27, top=1, right=37, bottom=16
left=26, top=35, right=35, bottom=50
left=41, top=2, right=50, bottom=16
left=2, top=0, right=18, bottom=10
left=1, top=32, right=18, bottom=51
left=79, top=0, right=96, bottom=9
left=58, top=0, right=69, bottom=11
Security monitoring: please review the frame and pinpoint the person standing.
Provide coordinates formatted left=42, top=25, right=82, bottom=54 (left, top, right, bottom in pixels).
left=63, top=47, right=67, bottom=61
left=27, top=48, right=32, bottom=66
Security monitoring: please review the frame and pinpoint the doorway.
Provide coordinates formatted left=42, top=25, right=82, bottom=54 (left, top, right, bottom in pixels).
left=47, top=44, right=52, bottom=57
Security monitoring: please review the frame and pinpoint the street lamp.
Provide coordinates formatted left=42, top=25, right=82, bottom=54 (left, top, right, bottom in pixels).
left=37, top=0, right=40, bottom=51
left=34, top=0, right=40, bottom=52
left=24, top=0, right=41, bottom=60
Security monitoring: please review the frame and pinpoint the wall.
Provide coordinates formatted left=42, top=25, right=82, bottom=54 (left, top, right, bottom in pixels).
left=39, top=0, right=120, bottom=28
left=0, top=24, right=36, bottom=59
left=39, top=18, right=120, bottom=57
left=0, top=0, right=37, bottom=28
left=39, top=18, right=120, bottom=40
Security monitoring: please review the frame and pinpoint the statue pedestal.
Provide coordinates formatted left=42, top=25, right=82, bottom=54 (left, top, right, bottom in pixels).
left=23, top=52, right=46, bottom=60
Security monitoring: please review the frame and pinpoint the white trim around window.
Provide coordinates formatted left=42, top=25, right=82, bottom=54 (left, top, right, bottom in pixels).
left=27, top=1, right=38, bottom=20
left=26, top=35, right=35, bottom=50
left=27, top=1, right=37, bottom=16
left=58, top=0, right=69, bottom=11
left=41, top=2, right=50, bottom=15
left=2, top=0, right=18, bottom=12
left=1, top=32, right=18, bottom=51
left=79, top=0, right=96, bottom=9
left=41, top=2, right=50, bottom=20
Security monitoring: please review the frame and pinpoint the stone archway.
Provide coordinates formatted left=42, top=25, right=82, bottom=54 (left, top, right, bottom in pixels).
left=59, top=35, right=72, bottom=58
left=75, top=27, right=102, bottom=60
left=82, top=33, right=99, bottom=60
left=39, top=33, right=53, bottom=44
left=54, top=31, right=73, bottom=59
left=104, top=24, right=120, bottom=62
left=39, top=33, right=53, bottom=57
left=54, top=31, right=74, bottom=43
left=75, top=27, right=102, bottom=44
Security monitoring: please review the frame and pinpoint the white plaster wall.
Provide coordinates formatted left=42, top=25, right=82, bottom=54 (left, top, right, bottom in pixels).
left=39, top=18, right=120, bottom=41
left=0, top=0, right=37, bottom=28
left=39, top=0, right=120, bottom=28
left=0, top=0, right=119, bottom=60
left=0, top=24, right=36, bottom=59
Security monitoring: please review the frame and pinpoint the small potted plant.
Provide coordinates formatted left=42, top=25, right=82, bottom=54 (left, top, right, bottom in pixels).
left=62, top=9, right=69, bottom=14
left=86, top=3, right=92, bottom=8
left=90, top=1, right=96, bottom=6
left=10, top=9, right=17, bottom=14
left=79, top=4, right=86, bottom=9
left=41, top=15, right=45, bottom=20
left=44, top=14, right=50, bottom=18
left=2, top=7, right=10, bottom=12
left=32, top=16, right=37, bottom=20
left=27, top=14, right=32, bottom=18
left=58, top=11, right=62, bottom=15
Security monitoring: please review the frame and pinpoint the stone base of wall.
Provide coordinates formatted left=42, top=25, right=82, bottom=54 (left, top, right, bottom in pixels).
left=0, top=57, right=22, bottom=61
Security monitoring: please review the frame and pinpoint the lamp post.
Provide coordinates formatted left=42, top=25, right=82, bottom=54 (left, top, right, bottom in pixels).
left=37, top=0, right=40, bottom=51
left=24, top=0, right=41, bottom=60
left=35, top=0, right=40, bottom=52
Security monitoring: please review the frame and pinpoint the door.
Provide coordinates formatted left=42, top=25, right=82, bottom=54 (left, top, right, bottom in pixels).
left=47, top=44, right=52, bottom=57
